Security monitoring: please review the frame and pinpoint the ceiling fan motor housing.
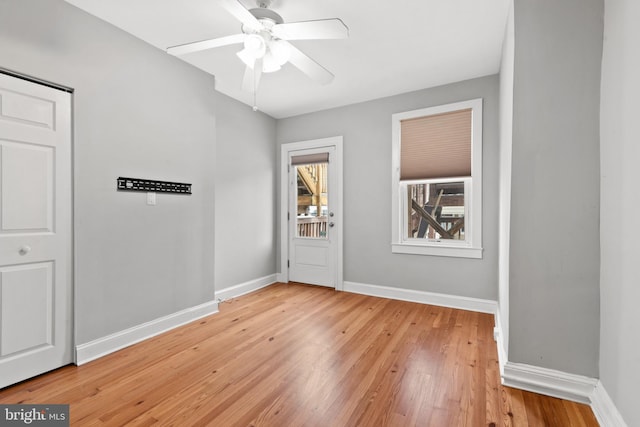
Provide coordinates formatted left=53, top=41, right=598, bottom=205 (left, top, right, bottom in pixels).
left=248, top=7, right=284, bottom=27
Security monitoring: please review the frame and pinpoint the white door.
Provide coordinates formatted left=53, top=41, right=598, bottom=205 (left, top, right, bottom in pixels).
left=0, top=73, right=73, bottom=388
left=287, top=141, right=342, bottom=288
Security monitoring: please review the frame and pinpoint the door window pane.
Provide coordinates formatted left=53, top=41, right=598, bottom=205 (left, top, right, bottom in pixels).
left=296, top=162, right=328, bottom=238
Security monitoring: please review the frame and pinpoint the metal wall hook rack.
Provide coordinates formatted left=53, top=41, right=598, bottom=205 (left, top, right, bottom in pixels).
left=117, top=177, right=192, bottom=194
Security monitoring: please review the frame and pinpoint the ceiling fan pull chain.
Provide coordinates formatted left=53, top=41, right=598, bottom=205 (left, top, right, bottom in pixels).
left=253, top=68, right=258, bottom=112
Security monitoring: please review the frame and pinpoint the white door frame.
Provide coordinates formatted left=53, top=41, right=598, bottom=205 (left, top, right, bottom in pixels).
left=280, top=136, right=343, bottom=290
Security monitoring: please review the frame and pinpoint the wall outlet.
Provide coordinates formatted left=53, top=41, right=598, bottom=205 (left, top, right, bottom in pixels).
left=146, top=192, right=157, bottom=205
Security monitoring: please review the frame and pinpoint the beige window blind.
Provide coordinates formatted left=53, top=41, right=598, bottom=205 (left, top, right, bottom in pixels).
left=291, top=152, right=329, bottom=165
left=400, top=108, right=472, bottom=180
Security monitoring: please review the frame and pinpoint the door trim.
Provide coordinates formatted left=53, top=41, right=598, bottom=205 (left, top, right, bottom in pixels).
left=280, top=136, right=343, bottom=290
left=0, top=67, right=74, bottom=93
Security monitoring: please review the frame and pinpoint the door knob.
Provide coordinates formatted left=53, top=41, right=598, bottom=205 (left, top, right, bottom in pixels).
left=329, top=222, right=335, bottom=227
left=19, top=245, right=31, bottom=256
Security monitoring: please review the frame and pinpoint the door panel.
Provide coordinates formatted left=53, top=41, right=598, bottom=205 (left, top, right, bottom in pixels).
left=295, top=245, right=328, bottom=266
left=1, top=142, right=53, bottom=231
left=0, top=88, right=55, bottom=129
left=0, top=263, right=53, bottom=357
left=0, top=73, right=72, bottom=388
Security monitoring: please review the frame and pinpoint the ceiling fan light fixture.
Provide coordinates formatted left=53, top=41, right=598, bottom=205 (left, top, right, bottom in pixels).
left=262, top=51, right=281, bottom=73
left=236, top=48, right=256, bottom=68
left=237, top=33, right=268, bottom=68
left=269, top=39, right=291, bottom=66
left=245, top=33, right=266, bottom=55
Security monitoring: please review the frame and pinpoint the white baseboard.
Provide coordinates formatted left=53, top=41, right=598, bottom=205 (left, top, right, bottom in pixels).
left=75, top=300, right=219, bottom=365
left=343, top=281, right=497, bottom=314
left=502, top=363, right=628, bottom=424
left=276, top=273, right=287, bottom=283
left=491, top=309, right=627, bottom=424
left=591, top=381, right=628, bottom=427
left=502, top=362, right=598, bottom=404
left=216, top=274, right=277, bottom=301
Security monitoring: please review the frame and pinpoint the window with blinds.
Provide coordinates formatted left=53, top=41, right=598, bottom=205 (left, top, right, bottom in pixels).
left=391, top=99, right=483, bottom=259
left=400, top=108, right=472, bottom=180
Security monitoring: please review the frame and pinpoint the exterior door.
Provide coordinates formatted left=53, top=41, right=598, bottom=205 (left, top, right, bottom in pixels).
left=0, top=73, right=73, bottom=388
left=288, top=144, right=340, bottom=287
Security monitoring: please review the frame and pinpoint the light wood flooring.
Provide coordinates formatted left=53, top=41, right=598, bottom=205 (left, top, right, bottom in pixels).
left=0, top=282, right=599, bottom=426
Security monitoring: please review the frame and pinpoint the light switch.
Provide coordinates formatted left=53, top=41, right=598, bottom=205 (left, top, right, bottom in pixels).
left=146, top=192, right=157, bottom=205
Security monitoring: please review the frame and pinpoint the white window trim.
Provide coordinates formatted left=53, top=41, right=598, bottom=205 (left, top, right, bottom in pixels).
left=391, top=98, right=483, bottom=259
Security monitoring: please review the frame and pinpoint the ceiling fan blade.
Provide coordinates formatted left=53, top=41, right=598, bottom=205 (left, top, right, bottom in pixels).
left=272, top=19, right=349, bottom=40
left=222, top=0, right=262, bottom=32
left=285, top=42, right=334, bottom=85
left=167, top=34, right=245, bottom=56
left=242, top=59, right=263, bottom=93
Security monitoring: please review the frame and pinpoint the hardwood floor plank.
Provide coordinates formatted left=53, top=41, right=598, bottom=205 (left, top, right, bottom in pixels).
left=0, top=283, right=598, bottom=426
left=505, top=387, right=531, bottom=426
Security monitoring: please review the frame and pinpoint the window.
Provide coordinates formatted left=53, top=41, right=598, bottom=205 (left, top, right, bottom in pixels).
left=292, top=152, right=329, bottom=239
left=391, top=99, right=483, bottom=258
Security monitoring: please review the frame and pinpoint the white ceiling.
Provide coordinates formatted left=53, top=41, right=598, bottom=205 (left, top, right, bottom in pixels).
left=65, top=0, right=510, bottom=119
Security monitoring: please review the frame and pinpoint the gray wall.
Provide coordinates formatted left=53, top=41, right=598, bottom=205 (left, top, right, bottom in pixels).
left=498, top=1, right=514, bottom=359
left=214, top=95, right=276, bottom=291
left=600, top=0, right=640, bottom=424
left=0, top=0, right=276, bottom=344
left=277, top=76, right=499, bottom=300
left=509, top=0, right=602, bottom=376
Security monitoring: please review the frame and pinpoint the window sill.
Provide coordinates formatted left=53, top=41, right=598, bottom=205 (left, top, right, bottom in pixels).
left=391, top=243, right=483, bottom=259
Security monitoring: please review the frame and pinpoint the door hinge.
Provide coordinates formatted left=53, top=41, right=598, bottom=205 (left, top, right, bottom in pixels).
left=287, top=260, right=290, bottom=268
left=288, top=212, right=290, bottom=220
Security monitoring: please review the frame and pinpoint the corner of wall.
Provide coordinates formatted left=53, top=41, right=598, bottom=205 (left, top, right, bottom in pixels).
left=493, top=306, right=508, bottom=376
left=591, top=381, right=629, bottom=427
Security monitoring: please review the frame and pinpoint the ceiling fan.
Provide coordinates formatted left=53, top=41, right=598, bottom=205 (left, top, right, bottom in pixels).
left=167, top=0, right=349, bottom=93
